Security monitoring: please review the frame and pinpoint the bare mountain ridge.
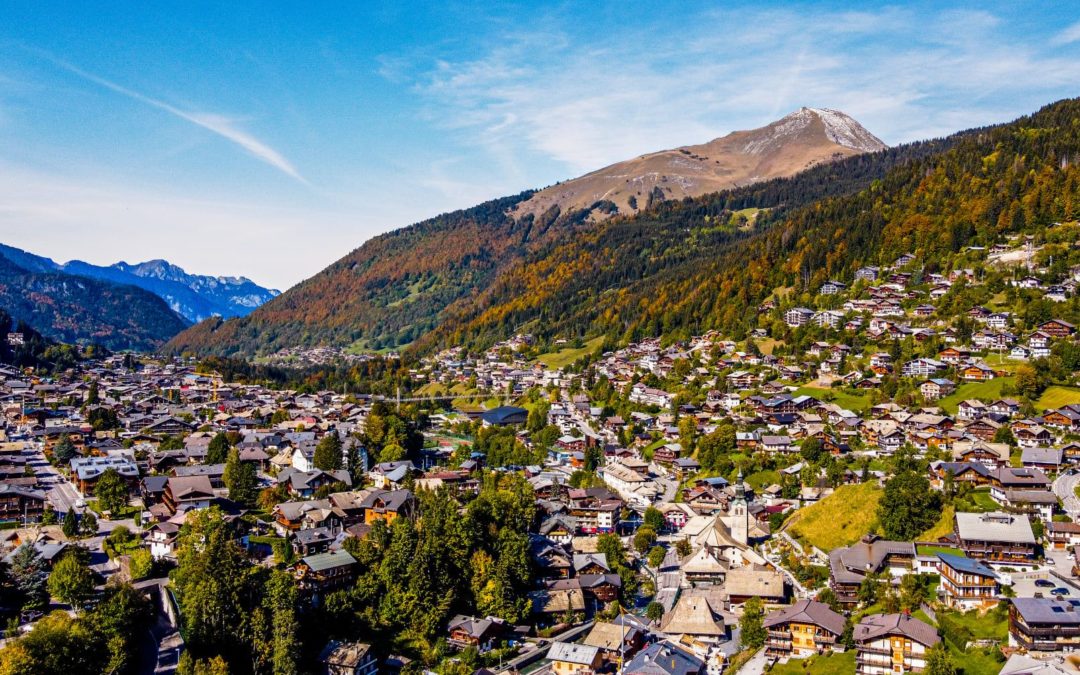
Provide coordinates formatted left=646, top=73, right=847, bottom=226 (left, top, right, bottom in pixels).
left=513, top=107, right=886, bottom=219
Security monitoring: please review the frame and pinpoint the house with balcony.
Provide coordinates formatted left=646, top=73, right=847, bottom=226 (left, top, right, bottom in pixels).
left=763, top=599, right=845, bottom=659
left=955, top=511, right=1037, bottom=566
left=937, top=553, right=999, bottom=610
left=854, top=613, right=939, bottom=675
left=1009, top=597, right=1080, bottom=652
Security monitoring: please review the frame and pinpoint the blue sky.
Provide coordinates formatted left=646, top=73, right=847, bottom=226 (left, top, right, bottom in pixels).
left=1, top=1, right=1079, bottom=289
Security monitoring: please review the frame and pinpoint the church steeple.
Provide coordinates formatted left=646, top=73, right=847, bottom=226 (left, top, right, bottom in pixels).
left=729, top=469, right=748, bottom=547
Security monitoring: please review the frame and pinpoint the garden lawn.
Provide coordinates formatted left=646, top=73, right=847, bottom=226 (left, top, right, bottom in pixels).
left=767, top=651, right=855, bottom=675
left=787, top=482, right=883, bottom=552
left=535, top=337, right=605, bottom=369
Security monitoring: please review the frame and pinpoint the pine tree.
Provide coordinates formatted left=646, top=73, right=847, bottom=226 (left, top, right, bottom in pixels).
left=62, top=508, right=79, bottom=539
left=9, top=544, right=48, bottom=610
left=312, top=433, right=343, bottom=471
left=206, top=432, right=231, bottom=465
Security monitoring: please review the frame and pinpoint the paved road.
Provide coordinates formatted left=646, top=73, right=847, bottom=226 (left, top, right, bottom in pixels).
left=1053, top=472, right=1080, bottom=517
left=23, top=442, right=83, bottom=514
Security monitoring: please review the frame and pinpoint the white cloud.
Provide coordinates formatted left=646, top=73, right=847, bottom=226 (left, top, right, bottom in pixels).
left=48, top=57, right=307, bottom=183
left=390, top=6, right=1080, bottom=176
left=1052, top=20, right=1080, bottom=46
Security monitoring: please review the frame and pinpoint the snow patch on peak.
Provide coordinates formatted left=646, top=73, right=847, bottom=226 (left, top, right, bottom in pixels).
left=803, top=107, right=886, bottom=153
left=739, top=107, right=886, bottom=156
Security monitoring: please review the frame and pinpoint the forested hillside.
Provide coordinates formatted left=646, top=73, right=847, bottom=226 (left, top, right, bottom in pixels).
left=167, top=193, right=536, bottom=355
left=421, top=99, right=1080, bottom=351
left=168, top=99, right=1080, bottom=359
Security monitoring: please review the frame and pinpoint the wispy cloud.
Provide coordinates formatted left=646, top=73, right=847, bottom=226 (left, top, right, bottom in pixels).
left=1052, top=20, right=1080, bottom=46
left=385, top=6, right=1080, bottom=175
left=48, top=57, right=307, bottom=183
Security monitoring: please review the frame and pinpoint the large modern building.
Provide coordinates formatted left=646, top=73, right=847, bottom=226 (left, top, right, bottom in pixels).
left=954, top=511, right=1037, bottom=565
left=854, top=613, right=939, bottom=675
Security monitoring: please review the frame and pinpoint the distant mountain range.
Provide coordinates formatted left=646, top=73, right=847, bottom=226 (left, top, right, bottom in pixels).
left=0, top=244, right=279, bottom=323
left=0, top=251, right=190, bottom=351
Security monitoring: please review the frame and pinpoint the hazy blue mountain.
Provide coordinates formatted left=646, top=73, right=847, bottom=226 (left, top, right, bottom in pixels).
left=0, top=252, right=189, bottom=351
left=0, top=244, right=279, bottom=322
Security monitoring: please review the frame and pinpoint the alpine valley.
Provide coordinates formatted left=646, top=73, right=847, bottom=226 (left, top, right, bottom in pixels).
left=167, top=100, right=1080, bottom=358
left=0, top=244, right=279, bottom=350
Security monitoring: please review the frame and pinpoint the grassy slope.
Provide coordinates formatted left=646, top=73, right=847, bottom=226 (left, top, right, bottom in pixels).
left=794, top=386, right=871, bottom=412
left=535, top=337, right=605, bottom=369
left=937, top=377, right=1015, bottom=415
left=787, top=482, right=882, bottom=551
left=1037, top=385, right=1080, bottom=410
left=919, top=504, right=956, bottom=541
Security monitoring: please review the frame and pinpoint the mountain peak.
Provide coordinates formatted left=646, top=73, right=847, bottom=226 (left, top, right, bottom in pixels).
left=513, top=108, right=886, bottom=220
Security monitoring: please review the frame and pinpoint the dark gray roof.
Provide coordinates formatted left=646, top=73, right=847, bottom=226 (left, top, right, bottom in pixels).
left=1011, top=598, right=1080, bottom=626
left=763, top=599, right=845, bottom=636
left=624, top=642, right=703, bottom=675
left=854, top=613, right=939, bottom=647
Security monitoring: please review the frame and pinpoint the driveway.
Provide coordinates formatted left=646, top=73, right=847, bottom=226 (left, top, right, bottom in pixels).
left=735, top=647, right=768, bottom=675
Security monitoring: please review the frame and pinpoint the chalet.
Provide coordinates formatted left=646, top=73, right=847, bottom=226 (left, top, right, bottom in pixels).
left=0, top=484, right=46, bottom=522
left=937, top=553, right=999, bottom=610
left=854, top=614, right=939, bottom=675
left=920, top=378, right=955, bottom=402
left=1020, top=446, right=1063, bottom=472
left=764, top=599, right=845, bottom=659
left=360, top=488, right=414, bottom=524
left=581, top=621, right=645, bottom=662
left=623, top=642, right=704, bottom=675
left=447, top=615, right=510, bottom=652
left=960, top=362, right=996, bottom=382
left=1038, top=319, right=1075, bottom=338
left=1009, top=597, right=1080, bottom=652
left=293, top=550, right=358, bottom=595
left=956, top=399, right=987, bottom=420
left=1043, top=407, right=1080, bottom=431
left=820, top=280, right=846, bottom=295
left=1048, top=522, right=1080, bottom=551
left=995, top=489, right=1057, bottom=523
left=955, top=511, right=1036, bottom=565
left=163, top=475, right=214, bottom=513
left=1013, top=425, right=1053, bottom=449
left=829, top=536, right=916, bottom=606
left=937, top=347, right=971, bottom=364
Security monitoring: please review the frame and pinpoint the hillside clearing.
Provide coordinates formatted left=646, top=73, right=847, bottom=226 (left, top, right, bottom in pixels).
left=535, top=337, right=605, bottom=369
left=1037, top=385, right=1080, bottom=410
left=787, top=482, right=882, bottom=552
left=937, top=377, right=1015, bottom=414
